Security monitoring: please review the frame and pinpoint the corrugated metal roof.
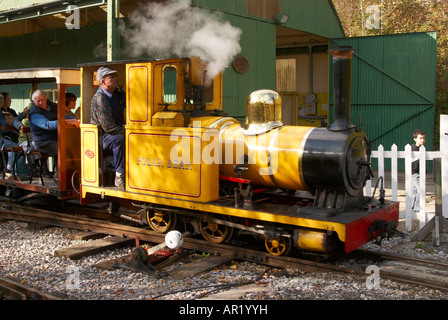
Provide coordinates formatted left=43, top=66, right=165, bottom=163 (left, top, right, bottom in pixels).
left=0, top=0, right=56, bottom=12
left=0, top=0, right=107, bottom=30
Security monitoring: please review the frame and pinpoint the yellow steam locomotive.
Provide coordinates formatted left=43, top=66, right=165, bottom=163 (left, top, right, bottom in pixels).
left=0, top=48, right=399, bottom=256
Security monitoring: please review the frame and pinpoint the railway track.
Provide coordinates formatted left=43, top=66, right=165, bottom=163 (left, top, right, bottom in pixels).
left=0, top=276, right=62, bottom=300
left=0, top=199, right=447, bottom=299
left=351, top=250, right=448, bottom=292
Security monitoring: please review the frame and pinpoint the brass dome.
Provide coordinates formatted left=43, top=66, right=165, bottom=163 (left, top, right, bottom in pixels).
left=241, top=89, right=283, bottom=135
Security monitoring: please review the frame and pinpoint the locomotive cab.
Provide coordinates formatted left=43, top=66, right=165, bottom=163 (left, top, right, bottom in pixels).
left=79, top=57, right=225, bottom=198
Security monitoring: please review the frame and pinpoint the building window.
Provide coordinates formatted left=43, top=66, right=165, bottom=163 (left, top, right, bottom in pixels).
left=276, top=58, right=296, bottom=92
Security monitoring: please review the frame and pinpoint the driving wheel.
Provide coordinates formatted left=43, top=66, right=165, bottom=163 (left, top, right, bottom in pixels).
left=146, top=209, right=177, bottom=233
left=265, top=237, right=291, bottom=256
left=199, top=215, right=233, bottom=244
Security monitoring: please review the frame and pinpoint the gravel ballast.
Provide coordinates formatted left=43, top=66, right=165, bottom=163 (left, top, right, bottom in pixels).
left=0, top=219, right=447, bottom=301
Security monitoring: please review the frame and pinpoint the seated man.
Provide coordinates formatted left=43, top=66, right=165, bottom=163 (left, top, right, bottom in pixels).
left=2, top=111, right=30, bottom=177
left=0, top=94, right=20, bottom=176
left=28, top=90, right=59, bottom=158
left=90, top=66, right=125, bottom=189
left=1, top=92, right=18, bottom=118
left=28, top=90, right=76, bottom=180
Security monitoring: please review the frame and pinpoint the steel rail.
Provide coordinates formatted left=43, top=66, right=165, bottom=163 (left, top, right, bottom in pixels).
left=0, top=276, right=62, bottom=300
left=354, top=249, right=448, bottom=292
left=1, top=201, right=448, bottom=293
left=0, top=201, right=363, bottom=273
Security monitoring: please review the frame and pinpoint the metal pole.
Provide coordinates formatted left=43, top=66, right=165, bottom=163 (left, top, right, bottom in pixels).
left=434, top=158, right=441, bottom=246
left=107, top=0, right=120, bottom=62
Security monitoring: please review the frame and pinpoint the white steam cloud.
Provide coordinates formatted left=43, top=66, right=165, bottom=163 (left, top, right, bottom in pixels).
left=119, top=0, right=242, bottom=81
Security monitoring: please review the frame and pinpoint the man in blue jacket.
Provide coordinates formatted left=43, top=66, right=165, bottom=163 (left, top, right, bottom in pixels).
left=28, top=90, right=60, bottom=157
left=28, top=90, right=76, bottom=181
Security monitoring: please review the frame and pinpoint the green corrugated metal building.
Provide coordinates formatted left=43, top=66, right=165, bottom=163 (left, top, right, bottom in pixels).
left=330, top=32, right=436, bottom=169
left=0, top=0, right=437, bottom=168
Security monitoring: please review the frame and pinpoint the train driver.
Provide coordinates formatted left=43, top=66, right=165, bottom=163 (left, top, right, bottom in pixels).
left=90, top=66, right=125, bottom=190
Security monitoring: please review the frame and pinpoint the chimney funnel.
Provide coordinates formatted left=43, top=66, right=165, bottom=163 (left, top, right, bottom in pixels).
left=328, top=46, right=356, bottom=131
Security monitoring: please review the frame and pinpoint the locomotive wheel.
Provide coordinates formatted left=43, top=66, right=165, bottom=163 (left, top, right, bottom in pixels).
left=199, top=215, right=233, bottom=244
left=265, top=237, right=291, bottom=256
left=146, top=210, right=177, bottom=233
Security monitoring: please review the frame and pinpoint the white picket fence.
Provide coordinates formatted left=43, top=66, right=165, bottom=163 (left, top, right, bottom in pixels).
left=365, top=144, right=440, bottom=231
left=365, top=115, right=448, bottom=232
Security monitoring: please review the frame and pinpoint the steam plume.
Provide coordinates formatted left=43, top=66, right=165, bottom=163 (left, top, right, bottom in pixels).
left=119, top=0, right=242, bottom=81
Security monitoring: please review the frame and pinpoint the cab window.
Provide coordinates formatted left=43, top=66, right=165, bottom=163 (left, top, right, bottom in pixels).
left=163, top=66, right=177, bottom=104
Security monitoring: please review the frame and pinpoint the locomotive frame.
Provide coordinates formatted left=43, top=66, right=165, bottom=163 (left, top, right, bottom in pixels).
left=0, top=50, right=400, bottom=256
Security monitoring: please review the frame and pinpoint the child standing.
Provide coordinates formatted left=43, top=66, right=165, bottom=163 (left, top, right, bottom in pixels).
left=412, top=129, right=426, bottom=214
